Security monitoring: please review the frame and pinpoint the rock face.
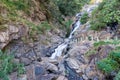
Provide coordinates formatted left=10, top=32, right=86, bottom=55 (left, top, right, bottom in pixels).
left=0, top=25, right=28, bottom=49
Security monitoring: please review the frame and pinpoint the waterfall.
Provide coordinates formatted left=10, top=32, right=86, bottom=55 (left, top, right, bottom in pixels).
left=50, top=13, right=81, bottom=59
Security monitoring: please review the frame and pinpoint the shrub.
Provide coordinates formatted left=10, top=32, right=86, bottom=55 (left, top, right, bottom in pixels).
left=80, top=12, right=89, bottom=24
left=26, top=21, right=52, bottom=39
left=114, top=71, right=120, bottom=80
left=109, top=50, right=120, bottom=64
left=90, top=0, right=120, bottom=30
left=0, top=50, right=25, bottom=80
left=97, top=58, right=119, bottom=73
left=97, top=45, right=120, bottom=76
left=63, top=19, right=73, bottom=37
left=1, top=0, right=30, bottom=14
left=57, top=0, right=89, bottom=16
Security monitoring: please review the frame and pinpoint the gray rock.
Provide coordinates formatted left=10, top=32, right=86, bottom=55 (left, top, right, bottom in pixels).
left=45, top=63, right=58, bottom=73
left=35, top=66, right=45, bottom=75
left=20, top=57, right=32, bottom=66
left=25, top=64, right=36, bottom=80
left=36, top=74, right=57, bottom=80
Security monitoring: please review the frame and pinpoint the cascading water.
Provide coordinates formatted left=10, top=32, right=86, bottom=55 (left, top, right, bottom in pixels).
left=49, top=3, right=99, bottom=80
left=50, top=13, right=81, bottom=59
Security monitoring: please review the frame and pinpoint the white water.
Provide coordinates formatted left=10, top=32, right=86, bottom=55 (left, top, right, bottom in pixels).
left=69, top=20, right=80, bottom=39
left=50, top=43, right=68, bottom=59
left=50, top=14, right=81, bottom=59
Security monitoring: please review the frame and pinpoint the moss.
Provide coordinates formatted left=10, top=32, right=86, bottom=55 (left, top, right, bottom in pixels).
left=0, top=15, right=8, bottom=25
left=0, top=25, right=8, bottom=31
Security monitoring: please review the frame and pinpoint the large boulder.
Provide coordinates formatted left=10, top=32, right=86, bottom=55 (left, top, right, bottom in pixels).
left=0, top=24, right=28, bottom=49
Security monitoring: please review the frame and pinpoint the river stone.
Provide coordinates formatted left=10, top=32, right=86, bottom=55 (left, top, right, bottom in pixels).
left=45, top=63, right=58, bottom=72
left=41, top=57, right=58, bottom=64
left=35, top=66, right=45, bottom=75
left=66, top=58, right=80, bottom=70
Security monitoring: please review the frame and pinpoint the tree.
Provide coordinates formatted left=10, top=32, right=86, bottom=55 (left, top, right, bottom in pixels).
left=57, top=0, right=89, bottom=16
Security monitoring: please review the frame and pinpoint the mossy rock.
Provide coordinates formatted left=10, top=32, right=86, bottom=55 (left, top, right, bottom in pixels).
left=0, top=15, right=8, bottom=25
left=0, top=25, right=8, bottom=31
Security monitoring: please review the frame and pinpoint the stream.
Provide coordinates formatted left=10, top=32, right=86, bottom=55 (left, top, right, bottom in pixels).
left=49, top=4, right=99, bottom=80
left=49, top=13, right=82, bottom=80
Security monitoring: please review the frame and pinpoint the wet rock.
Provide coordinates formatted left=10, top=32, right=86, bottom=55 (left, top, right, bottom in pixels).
left=66, top=58, right=80, bottom=70
left=58, top=61, right=66, bottom=75
left=45, top=63, right=58, bottom=73
left=46, top=46, right=57, bottom=57
left=35, top=66, right=45, bottom=75
left=41, top=57, right=58, bottom=64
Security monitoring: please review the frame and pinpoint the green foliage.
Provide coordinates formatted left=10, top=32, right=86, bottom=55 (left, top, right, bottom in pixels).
left=63, top=19, right=73, bottom=37
left=0, top=50, right=25, bottom=80
left=86, top=40, right=120, bottom=57
left=26, top=21, right=52, bottom=38
left=114, top=71, right=120, bottom=80
left=57, top=0, right=89, bottom=16
left=17, top=64, right=25, bottom=76
left=109, top=50, right=120, bottom=64
left=80, top=12, right=89, bottom=24
left=97, top=46, right=120, bottom=74
left=86, top=40, right=120, bottom=75
left=1, top=0, right=30, bottom=14
left=90, top=0, right=120, bottom=30
left=85, top=49, right=96, bottom=56
left=97, top=58, right=119, bottom=73
left=94, top=40, right=120, bottom=47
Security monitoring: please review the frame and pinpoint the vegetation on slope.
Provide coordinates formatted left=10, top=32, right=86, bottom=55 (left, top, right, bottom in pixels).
left=80, top=12, right=89, bottom=24
left=90, top=0, right=120, bottom=30
left=0, top=50, right=25, bottom=80
left=57, top=0, right=89, bottom=16
left=86, top=40, right=120, bottom=79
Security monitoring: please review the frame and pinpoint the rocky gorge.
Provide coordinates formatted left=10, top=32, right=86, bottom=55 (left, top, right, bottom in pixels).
left=0, top=0, right=120, bottom=80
